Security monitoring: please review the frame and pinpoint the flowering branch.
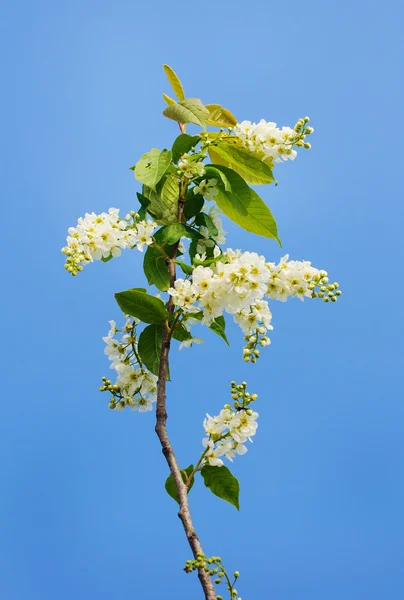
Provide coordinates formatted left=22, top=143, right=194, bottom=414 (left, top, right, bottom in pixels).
left=62, top=64, right=342, bottom=600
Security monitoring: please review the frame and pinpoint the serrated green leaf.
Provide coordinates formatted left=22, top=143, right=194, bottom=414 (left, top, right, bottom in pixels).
left=172, top=134, right=201, bottom=163
left=163, top=98, right=210, bottom=128
left=201, top=465, right=239, bottom=510
left=183, top=193, right=204, bottom=219
left=162, top=93, right=176, bottom=105
left=165, top=464, right=195, bottom=503
left=205, top=104, right=238, bottom=128
left=115, top=290, right=168, bottom=324
left=138, top=323, right=168, bottom=378
left=162, top=64, right=185, bottom=101
left=194, top=213, right=219, bottom=237
left=211, top=165, right=280, bottom=243
left=211, top=143, right=274, bottom=185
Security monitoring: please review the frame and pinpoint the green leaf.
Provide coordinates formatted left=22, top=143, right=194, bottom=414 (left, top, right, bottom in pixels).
left=143, top=174, right=179, bottom=225
left=143, top=246, right=170, bottom=291
left=162, top=93, right=176, bottom=105
left=205, top=104, right=238, bottom=128
left=174, top=260, right=194, bottom=276
left=183, top=193, right=204, bottom=219
left=205, top=165, right=232, bottom=191
left=171, top=323, right=192, bottom=342
left=212, top=166, right=280, bottom=243
left=172, top=134, right=201, bottom=163
left=183, top=225, right=204, bottom=240
left=165, top=464, right=195, bottom=503
left=135, top=148, right=172, bottom=189
left=201, top=465, right=239, bottom=510
left=138, top=323, right=166, bottom=377
left=163, top=98, right=210, bottom=128
left=101, top=254, right=113, bottom=263
left=136, top=192, right=151, bottom=219
left=159, top=223, right=203, bottom=245
left=114, top=290, right=168, bottom=324
left=209, top=315, right=229, bottom=345
left=211, top=143, right=274, bottom=185
left=194, top=213, right=219, bottom=237
left=191, top=311, right=229, bottom=345
left=160, top=223, right=188, bottom=244
left=162, top=64, right=185, bottom=101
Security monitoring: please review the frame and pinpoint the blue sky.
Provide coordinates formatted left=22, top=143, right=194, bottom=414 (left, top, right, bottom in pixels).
left=1, top=0, right=403, bottom=598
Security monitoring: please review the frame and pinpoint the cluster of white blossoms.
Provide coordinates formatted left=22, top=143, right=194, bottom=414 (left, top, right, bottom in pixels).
left=266, top=255, right=342, bottom=303
left=61, top=208, right=157, bottom=276
left=232, top=116, right=313, bottom=164
left=169, top=250, right=340, bottom=361
left=201, top=382, right=258, bottom=468
left=177, top=154, right=206, bottom=179
left=169, top=249, right=273, bottom=360
left=100, top=319, right=158, bottom=412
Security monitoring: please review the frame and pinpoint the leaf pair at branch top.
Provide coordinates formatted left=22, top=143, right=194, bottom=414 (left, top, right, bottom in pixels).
left=162, top=64, right=237, bottom=130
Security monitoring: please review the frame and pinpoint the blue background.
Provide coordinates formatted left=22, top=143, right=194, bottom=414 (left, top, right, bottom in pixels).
left=1, top=1, right=403, bottom=598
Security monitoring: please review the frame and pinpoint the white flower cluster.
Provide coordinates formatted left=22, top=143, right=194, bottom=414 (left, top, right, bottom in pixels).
left=169, top=249, right=273, bottom=359
left=100, top=319, right=158, bottom=412
left=201, top=382, right=258, bottom=467
left=266, top=255, right=341, bottom=303
left=62, top=208, right=156, bottom=275
left=169, top=250, right=340, bottom=360
left=177, top=154, right=206, bottom=179
left=232, top=116, right=313, bottom=164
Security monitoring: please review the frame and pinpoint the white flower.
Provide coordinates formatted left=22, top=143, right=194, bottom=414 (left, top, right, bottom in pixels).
left=179, top=337, right=204, bottom=351
left=193, top=179, right=219, bottom=200
left=229, top=410, right=259, bottom=443
left=178, top=154, right=206, bottom=179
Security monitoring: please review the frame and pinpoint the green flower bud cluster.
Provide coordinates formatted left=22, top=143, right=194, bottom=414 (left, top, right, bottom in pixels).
left=99, top=376, right=125, bottom=410
left=293, top=116, right=314, bottom=149
left=230, top=381, right=258, bottom=410
left=243, top=325, right=270, bottom=363
left=184, top=553, right=242, bottom=600
left=309, top=272, right=342, bottom=303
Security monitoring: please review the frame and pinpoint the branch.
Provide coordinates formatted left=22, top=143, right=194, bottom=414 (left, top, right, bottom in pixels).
left=155, top=191, right=217, bottom=600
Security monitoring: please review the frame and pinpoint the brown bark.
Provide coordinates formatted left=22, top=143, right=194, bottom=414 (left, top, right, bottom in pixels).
left=154, top=194, right=217, bottom=600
